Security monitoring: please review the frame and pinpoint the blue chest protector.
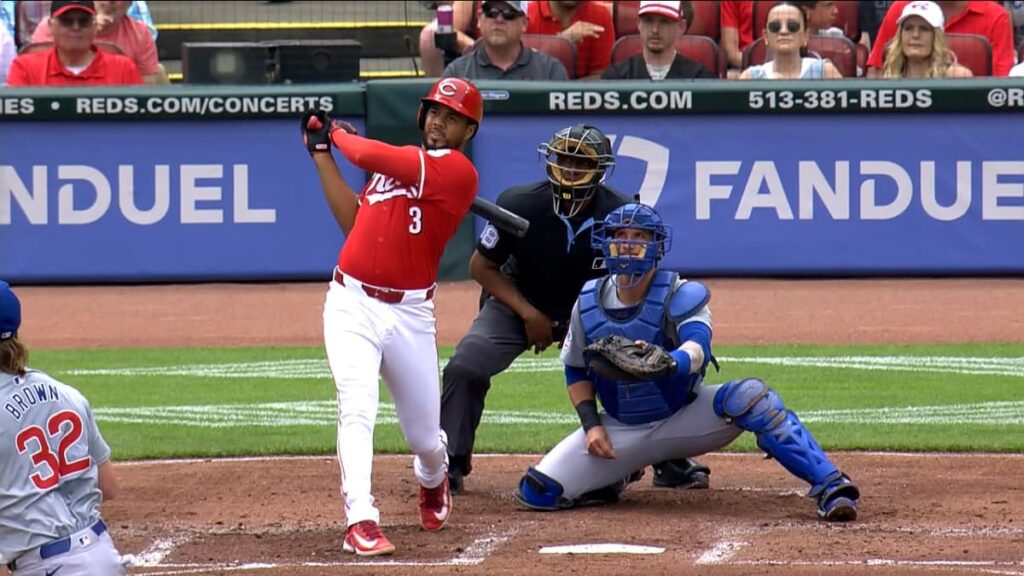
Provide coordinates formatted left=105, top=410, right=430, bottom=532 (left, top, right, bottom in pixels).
left=579, top=271, right=709, bottom=425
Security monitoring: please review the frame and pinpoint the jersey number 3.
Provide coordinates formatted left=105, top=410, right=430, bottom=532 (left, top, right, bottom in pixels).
left=15, top=410, right=91, bottom=490
left=409, top=206, right=422, bottom=235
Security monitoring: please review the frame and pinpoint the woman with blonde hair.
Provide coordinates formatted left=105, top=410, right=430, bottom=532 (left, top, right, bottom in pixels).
left=881, top=1, right=972, bottom=78
left=740, top=2, right=842, bottom=80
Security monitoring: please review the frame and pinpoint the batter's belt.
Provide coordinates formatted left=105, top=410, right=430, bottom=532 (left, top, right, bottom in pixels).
left=334, top=268, right=436, bottom=305
left=6, top=519, right=107, bottom=571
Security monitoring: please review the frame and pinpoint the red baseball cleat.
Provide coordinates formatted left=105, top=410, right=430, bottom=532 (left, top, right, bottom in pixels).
left=419, top=477, right=452, bottom=532
left=342, top=520, right=396, bottom=556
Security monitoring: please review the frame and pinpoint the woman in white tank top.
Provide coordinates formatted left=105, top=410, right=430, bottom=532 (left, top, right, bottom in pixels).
left=740, top=2, right=842, bottom=80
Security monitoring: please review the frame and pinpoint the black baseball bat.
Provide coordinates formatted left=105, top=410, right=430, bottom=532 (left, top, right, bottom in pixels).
left=469, top=197, right=529, bottom=239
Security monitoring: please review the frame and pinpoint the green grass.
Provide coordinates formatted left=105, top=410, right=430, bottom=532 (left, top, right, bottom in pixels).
left=24, top=343, right=1024, bottom=460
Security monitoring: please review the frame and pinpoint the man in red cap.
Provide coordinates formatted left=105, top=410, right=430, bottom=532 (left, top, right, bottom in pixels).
left=6, top=0, right=141, bottom=87
left=603, top=1, right=716, bottom=80
left=299, top=77, right=482, bottom=557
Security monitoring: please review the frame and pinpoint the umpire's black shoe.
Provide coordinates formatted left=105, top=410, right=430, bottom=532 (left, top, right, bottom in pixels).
left=448, top=467, right=465, bottom=495
left=652, top=458, right=711, bottom=490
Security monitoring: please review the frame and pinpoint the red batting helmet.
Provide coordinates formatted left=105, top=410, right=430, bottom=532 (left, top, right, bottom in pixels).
left=417, top=77, right=483, bottom=133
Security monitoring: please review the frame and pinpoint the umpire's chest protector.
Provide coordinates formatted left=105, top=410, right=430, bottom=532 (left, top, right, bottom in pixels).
left=579, top=271, right=679, bottom=425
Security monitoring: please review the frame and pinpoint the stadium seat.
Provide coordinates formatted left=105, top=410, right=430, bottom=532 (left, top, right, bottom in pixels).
left=520, top=34, right=579, bottom=79
left=944, top=33, right=993, bottom=76
left=741, top=35, right=853, bottom=77
left=689, top=1, right=721, bottom=41
left=741, top=36, right=769, bottom=69
left=613, top=1, right=641, bottom=38
left=610, top=34, right=725, bottom=78
left=807, top=35, right=857, bottom=78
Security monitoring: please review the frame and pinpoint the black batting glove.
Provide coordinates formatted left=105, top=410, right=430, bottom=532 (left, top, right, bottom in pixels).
left=301, top=109, right=332, bottom=155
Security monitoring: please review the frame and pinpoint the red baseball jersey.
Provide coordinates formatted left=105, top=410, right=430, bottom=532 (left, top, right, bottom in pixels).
left=336, top=141, right=478, bottom=290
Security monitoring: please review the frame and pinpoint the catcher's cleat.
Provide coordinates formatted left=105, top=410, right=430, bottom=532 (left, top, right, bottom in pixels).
left=343, top=521, right=396, bottom=556
left=419, top=477, right=452, bottom=531
left=652, top=458, right=711, bottom=490
left=816, top=473, right=860, bottom=522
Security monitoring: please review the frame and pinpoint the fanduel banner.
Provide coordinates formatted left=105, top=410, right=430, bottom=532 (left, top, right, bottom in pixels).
left=472, top=113, right=1024, bottom=275
left=0, top=120, right=364, bottom=282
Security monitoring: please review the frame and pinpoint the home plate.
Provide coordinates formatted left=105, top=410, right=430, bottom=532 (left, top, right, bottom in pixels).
left=540, top=544, right=665, bottom=555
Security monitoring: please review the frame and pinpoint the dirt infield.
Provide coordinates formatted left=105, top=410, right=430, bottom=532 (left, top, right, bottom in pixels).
left=16, top=278, right=1024, bottom=575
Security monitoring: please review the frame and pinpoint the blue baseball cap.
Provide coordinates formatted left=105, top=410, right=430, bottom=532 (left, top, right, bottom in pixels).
left=0, top=281, right=21, bottom=340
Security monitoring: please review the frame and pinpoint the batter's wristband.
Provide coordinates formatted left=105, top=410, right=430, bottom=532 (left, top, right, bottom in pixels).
left=575, top=399, right=601, bottom=432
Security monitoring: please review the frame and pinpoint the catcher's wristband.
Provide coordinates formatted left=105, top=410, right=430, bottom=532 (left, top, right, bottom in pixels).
left=575, top=399, right=601, bottom=432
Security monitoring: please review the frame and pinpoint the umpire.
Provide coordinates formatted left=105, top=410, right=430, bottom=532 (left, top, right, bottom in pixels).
left=441, top=124, right=711, bottom=493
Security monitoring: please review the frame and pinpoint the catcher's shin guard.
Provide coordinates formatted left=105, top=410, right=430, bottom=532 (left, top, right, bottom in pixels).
left=516, top=467, right=565, bottom=511
left=713, top=378, right=860, bottom=520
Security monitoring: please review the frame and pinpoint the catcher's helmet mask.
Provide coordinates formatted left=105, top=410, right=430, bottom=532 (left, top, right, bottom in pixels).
left=537, top=124, right=615, bottom=218
left=592, top=203, right=672, bottom=287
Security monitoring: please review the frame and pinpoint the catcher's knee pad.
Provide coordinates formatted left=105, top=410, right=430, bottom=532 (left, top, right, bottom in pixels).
left=713, top=378, right=842, bottom=491
left=515, top=467, right=565, bottom=511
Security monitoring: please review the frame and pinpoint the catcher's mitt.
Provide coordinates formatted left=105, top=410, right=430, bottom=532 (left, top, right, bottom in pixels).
left=584, top=335, right=677, bottom=382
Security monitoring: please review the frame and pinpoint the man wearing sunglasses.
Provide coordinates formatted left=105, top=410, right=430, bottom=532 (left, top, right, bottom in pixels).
left=6, top=0, right=141, bottom=87
left=602, top=0, right=716, bottom=80
left=31, top=1, right=162, bottom=84
left=443, top=0, right=569, bottom=80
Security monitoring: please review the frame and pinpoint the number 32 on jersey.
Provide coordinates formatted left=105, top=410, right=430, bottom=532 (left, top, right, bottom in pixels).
left=16, top=410, right=91, bottom=490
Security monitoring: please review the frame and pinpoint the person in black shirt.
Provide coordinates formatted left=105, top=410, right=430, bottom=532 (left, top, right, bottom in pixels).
left=602, top=1, right=716, bottom=80
left=441, top=124, right=711, bottom=494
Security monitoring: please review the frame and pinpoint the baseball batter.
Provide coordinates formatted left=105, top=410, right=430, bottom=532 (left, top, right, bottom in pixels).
left=0, top=281, right=126, bottom=575
left=515, top=204, right=860, bottom=521
left=301, top=77, right=483, bottom=556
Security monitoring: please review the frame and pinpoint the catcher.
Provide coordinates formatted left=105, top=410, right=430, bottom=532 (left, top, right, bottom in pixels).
left=514, top=203, right=860, bottom=521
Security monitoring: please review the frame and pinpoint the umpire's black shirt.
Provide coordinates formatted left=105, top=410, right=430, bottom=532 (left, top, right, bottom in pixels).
left=476, top=181, right=632, bottom=323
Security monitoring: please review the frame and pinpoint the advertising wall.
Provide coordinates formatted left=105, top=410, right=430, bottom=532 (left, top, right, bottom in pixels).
left=2, top=80, right=1022, bottom=282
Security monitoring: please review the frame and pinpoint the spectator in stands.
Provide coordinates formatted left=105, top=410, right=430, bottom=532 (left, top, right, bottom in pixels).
left=443, top=0, right=569, bottom=79
left=2, top=0, right=154, bottom=49
left=1004, top=1, right=1024, bottom=55
left=6, top=0, right=142, bottom=87
left=526, top=0, right=615, bottom=79
left=1011, top=59, right=1024, bottom=73
left=0, top=22, right=14, bottom=84
left=602, top=0, right=715, bottom=80
left=881, top=0, right=973, bottom=76
left=868, top=1, right=1015, bottom=76
left=740, top=2, right=843, bottom=79
left=791, top=1, right=845, bottom=36
left=721, top=0, right=754, bottom=77
left=31, top=0, right=161, bottom=83
left=420, top=1, right=481, bottom=77
left=860, top=1, right=895, bottom=49
left=0, top=2, right=12, bottom=42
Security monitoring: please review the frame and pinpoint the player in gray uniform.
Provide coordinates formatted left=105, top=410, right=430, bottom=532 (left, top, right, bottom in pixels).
left=514, top=204, right=860, bottom=521
left=0, top=281, right=125, bottom=575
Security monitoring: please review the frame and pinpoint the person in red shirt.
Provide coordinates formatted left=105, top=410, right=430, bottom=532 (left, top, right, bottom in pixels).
left=31, top=0, right=162, bottom=83
left=300, top=77, right=483, bottom=557
left=867, top=0, right=1015, bottom=76
left=6, top=0, right=141, bottom=87
left=526, top=0, right=615, bottom=79
left=721, top=0, right=754, bottom=75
